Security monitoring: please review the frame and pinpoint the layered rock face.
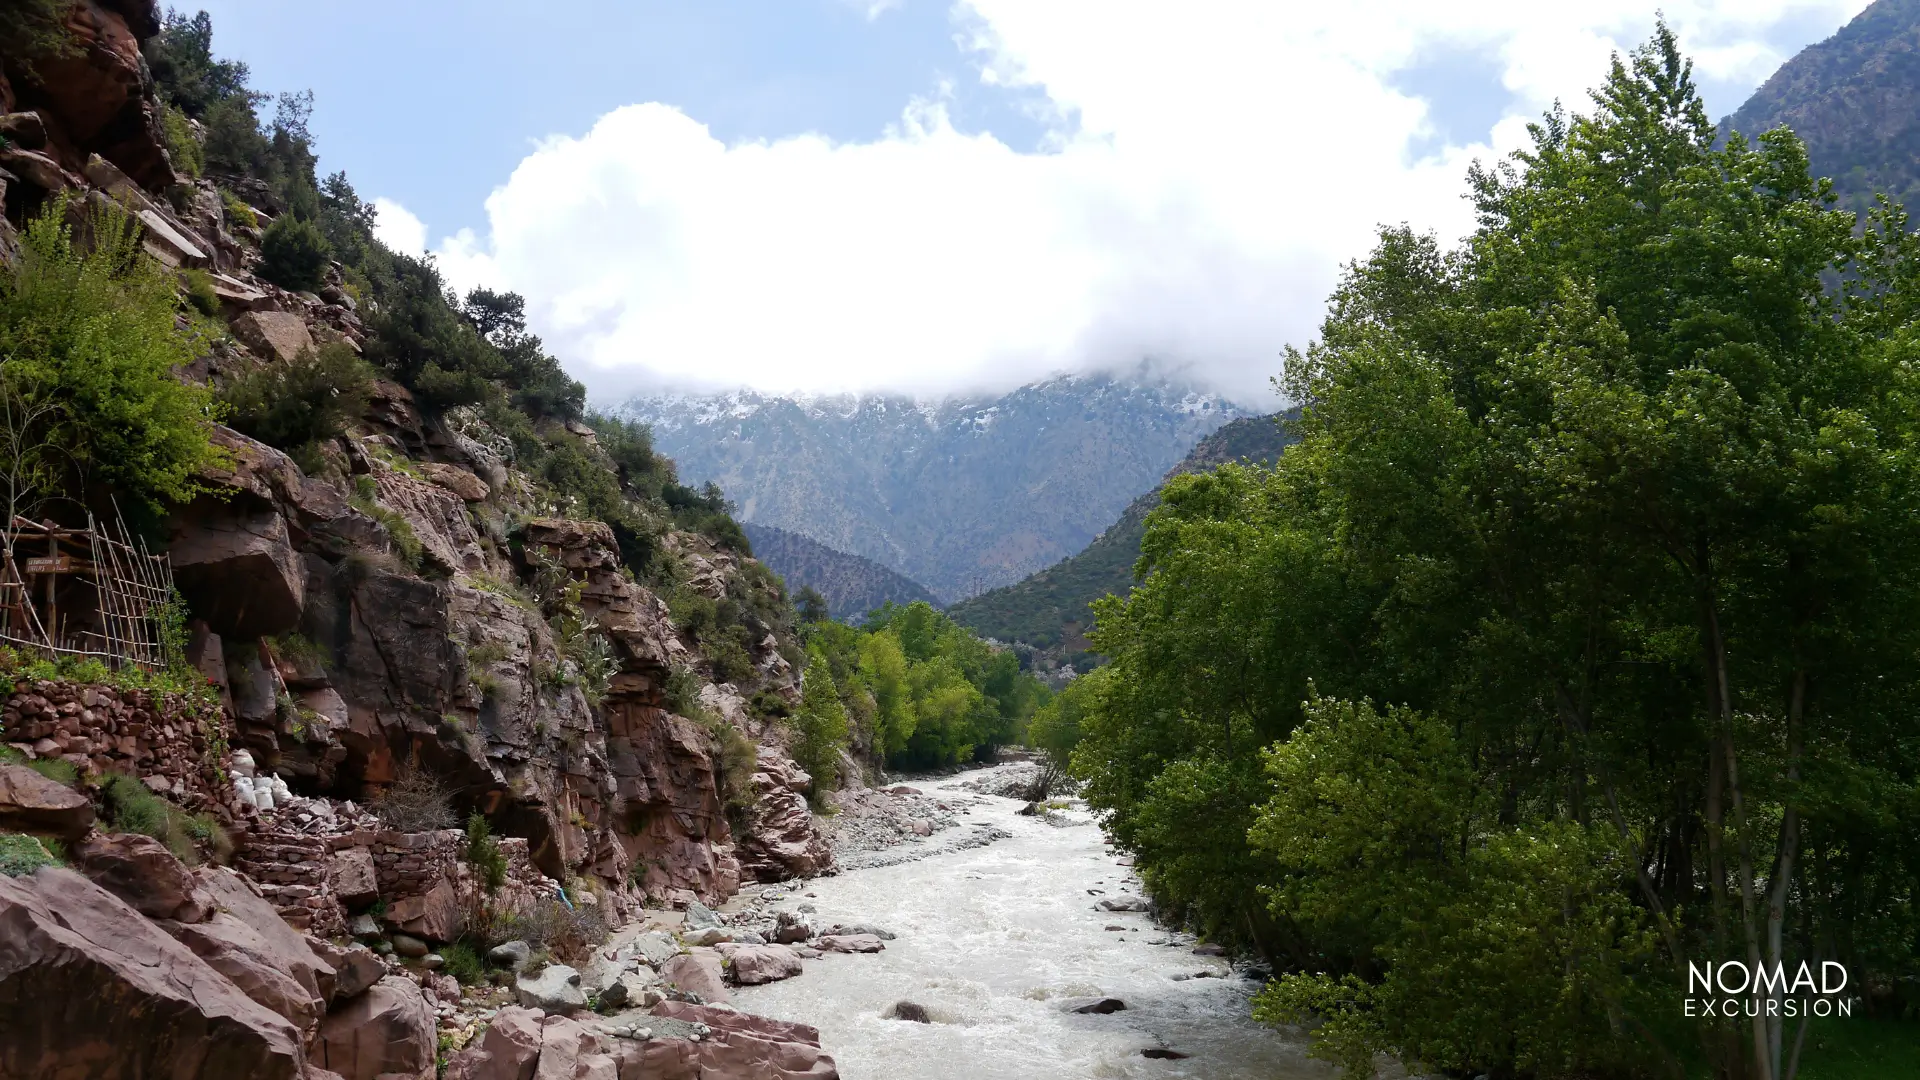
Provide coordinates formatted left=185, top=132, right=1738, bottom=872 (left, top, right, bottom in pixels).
left=0, top=6, right=841, bottom=1076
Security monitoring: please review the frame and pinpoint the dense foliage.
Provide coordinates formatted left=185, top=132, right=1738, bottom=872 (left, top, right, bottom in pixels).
left=1074, top=29, right=1920, bottom=1080
left=219, top=342, right=375, bottom=468
left=0, top=200, right=223, bottom=516
left=801, top=601, right=1047, bottom=772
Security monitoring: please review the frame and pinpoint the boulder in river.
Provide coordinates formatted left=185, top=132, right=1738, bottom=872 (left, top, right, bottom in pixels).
left=822, top=922, right=896, bottom=940
left=815, top=934, right=885, bottom=954
left=719, top=943, right=804, bottom=985
left=1066, top=997, right=1128, bottom=1015
left=1097, top=896, right=1149, bottom=913
left=888, top=1001, right=932, bottom=1023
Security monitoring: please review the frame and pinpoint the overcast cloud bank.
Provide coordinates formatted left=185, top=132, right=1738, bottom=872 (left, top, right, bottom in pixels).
left=373, top=0, right=1867, bottom=405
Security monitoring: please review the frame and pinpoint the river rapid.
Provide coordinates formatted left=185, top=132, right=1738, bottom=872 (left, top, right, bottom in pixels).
left=735, top=766, right=1338, bottom=1080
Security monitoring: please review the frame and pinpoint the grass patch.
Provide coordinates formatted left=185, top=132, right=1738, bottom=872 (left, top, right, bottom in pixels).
left=351, top=477, right=426, bottom=573
left=99, top=773, right=227, bottom=863
left=1793, top=1016, right=1920, bottom=1080
left=441, top=941, right=486, bottom=986
left=0, top=833, right=59, bottom=876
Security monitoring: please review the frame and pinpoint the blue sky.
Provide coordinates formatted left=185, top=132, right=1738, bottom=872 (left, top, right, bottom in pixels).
left=187, top=2, right=1871, bottom=402
left=192, top=1, right=1054, bottom=242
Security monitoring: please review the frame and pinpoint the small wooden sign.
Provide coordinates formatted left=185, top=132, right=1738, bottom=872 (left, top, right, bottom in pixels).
left=23, top=555, right=74, bottom=574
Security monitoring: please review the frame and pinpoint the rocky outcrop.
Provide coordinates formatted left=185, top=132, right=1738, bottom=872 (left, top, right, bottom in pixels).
left=0, top=867, right=308, bottom=1080
left=640, top=1002, right=840, bottom=1079
left=72, top=832, right=206, bottom=920
left=311, top=975, right=436, bottom=1080
left=1, top=0, right=175, bottom=192
left=736, top=751, right=832, bottom=882
left=230, top=310, right=315, bottom=364
left=0, top=763, right=93, bottom=839
left=442, top=1004, right=840, bottom=1080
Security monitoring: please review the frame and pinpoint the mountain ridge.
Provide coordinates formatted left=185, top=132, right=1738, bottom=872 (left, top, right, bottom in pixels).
left=619, top=373, right=1247, bottom=602
left=1722, top=0, right=1920, bottom=214
left=948, top=412, right=1298, bottom=675
left=741, top=521, right=939, bottom=621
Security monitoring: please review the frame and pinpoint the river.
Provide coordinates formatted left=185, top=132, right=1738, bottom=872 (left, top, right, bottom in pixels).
left=735, top=766, right=1338, bottom=1080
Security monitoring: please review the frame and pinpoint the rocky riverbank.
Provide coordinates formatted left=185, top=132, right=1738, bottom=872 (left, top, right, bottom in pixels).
left=821, top=771, right=1017, bottom=871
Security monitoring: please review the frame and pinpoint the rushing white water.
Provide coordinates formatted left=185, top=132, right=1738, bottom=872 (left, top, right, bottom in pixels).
left=736, top=767, right=1337, bottom=1080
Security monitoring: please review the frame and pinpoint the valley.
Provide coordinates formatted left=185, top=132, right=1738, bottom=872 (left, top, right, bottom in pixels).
left=2, top=3, right=1919, bottom=1080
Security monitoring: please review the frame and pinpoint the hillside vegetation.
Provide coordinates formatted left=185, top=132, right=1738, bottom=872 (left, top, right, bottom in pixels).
left=800, top=602, right=1047, bottom=775
left=1722, top=0, right=1920, bottom=215
left=741, top=522, right=938, bottom=622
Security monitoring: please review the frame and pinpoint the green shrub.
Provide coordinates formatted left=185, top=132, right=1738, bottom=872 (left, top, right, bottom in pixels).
left=0, top=833, right=59, bottom=876
left=0, top=198, right=224, bottom=512
left=465, top=813, right=507, bottom=894
left=663, top=666, right=710, bottom=721
left=179, top=267, right=220, bottom=317
left=160, top=101, right=204, bottom=178
left=221, top=189, right=259, bottom=230
left=441, top=941, right=486, bottom=986
left=0, top=0, right=77, bottom=80
left=220, top=342, right=372, bottom=456
left=257, top=215, right=330, bottom=292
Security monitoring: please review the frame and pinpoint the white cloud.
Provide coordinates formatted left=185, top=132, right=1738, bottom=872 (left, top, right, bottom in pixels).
left=370, top=197, right=427, bottom=256
left=384, top=0, right=1868, bottom=405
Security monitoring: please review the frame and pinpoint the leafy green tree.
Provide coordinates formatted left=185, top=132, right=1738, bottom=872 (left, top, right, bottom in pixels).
left=143, top=10, right=252, bottom=118
left=858, top=630, right=914, bottom=759
left=1072, top=25, right=1920, bottom=1080
left=793, top=647, right=852, bottom=805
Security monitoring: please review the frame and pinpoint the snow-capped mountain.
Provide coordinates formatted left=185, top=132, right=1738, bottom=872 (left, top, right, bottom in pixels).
left=617, top=374, right=1248, bottom=601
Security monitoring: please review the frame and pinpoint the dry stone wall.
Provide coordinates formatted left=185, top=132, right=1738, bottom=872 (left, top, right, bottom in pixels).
left=0, top=680, right=230, bottom=812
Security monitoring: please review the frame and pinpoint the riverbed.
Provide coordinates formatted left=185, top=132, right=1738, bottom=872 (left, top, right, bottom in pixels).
left=735, top=766, right=1337, bottom=1080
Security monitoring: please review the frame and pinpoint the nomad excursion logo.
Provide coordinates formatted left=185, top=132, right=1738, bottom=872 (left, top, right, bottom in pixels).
left=1684, top=961, right=1855, bottom=1018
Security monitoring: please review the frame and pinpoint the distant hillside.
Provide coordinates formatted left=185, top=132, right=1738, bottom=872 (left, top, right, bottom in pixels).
left=619, top=373, right=1245, bottom=602
left=741, top=522, right=937, bottom=622
left=1723, top=0, right=1920, bottom=215
left=948, top=412, right=1297, bottom=673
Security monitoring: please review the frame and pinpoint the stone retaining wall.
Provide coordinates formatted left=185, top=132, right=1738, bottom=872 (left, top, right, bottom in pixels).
left=235, top=822, right=552, bottom=940
left=0, top=680, right=231, bottom=812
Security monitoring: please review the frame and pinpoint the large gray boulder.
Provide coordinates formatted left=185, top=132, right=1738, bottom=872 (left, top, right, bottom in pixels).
left=514, top=964, right=587, bottom=1014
